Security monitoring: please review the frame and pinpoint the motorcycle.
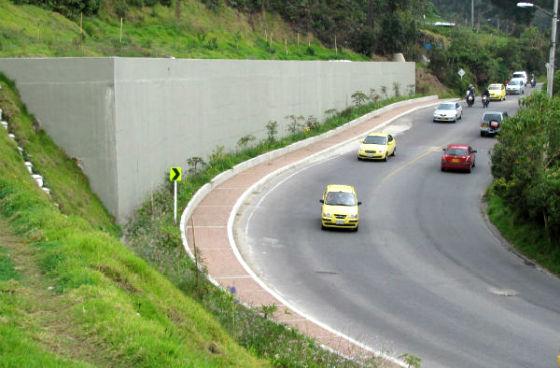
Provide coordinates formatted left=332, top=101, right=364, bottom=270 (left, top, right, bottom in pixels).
left=482, top=95, right=489, bottom=108
left=466, top=92, right=475, bottom=107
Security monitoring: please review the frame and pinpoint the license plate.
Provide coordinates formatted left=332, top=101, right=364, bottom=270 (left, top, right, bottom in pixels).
left=367, top=153, right=374, bottom=157
left=336, top=220, right=344, bottom=225
left=452, top=159, right=460, bottom=163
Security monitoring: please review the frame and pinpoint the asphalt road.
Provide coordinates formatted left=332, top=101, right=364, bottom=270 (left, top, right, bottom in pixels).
left=236, top=92, right=560, bottom=368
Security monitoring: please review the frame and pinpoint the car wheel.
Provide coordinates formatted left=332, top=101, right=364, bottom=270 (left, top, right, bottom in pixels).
left=466, top=165, right=472, bottom=173
left=472, top=160, right=476, bottom=168
left=353, top=226, right=359, bottom=232
left=480, top=131, right=485, bottom=137
left=441, top=166, right=445, bottom=172
left=321, top=224, right=326, bottom=231
left=391, top=148, right=396, bottom=157
left=460, top=112, right=463, bottom=120
left=383, top=154, right=388, bottom=162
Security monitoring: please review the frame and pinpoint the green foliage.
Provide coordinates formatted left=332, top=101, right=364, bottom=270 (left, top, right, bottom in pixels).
left=228, top=0, right=430, bottom=58
left=427, top=26, right=547, bottom=93
left=490, top=91, right=560, bottom=243
left=400, top=353, right=422, bottom=368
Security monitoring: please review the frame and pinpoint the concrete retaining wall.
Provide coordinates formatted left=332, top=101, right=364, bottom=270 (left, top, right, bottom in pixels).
left=0, top=57, right=415, bottom=222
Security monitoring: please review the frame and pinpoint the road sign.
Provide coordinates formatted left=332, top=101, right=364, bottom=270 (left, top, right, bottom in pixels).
left=458, top=68, right=465, bottom=79
left=170, top=167, right=182, bottom=182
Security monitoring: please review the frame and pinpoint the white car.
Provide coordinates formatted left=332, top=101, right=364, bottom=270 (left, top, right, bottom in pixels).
left=506, top=78, right=525, bottom=95
left=433, top=101, right=463, bottom=123
left=512, top=71, right=528, bottom=86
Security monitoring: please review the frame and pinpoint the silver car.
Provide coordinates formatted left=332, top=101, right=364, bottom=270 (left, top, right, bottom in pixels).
left=506, top=78, right=525, bottom=95
left=433, top=102, right=463, bottom=123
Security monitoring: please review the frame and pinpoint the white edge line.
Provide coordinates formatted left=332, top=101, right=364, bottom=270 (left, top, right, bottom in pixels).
left=180, top=96, right=444, bottom=366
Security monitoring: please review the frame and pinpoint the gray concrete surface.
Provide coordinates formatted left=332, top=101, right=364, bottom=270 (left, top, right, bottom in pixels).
left=0, top=57, right=414, bottom=222
left=237, top=92, right=560, bottom=368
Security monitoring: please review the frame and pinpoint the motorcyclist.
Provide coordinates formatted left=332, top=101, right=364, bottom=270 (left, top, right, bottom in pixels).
left=530, top=73, right=536, bottom=87
left=481, top=87, right=490, bottom=107
left=466, top=84, right=476, bottom=97
left=466, top=84, right=476, bottom=106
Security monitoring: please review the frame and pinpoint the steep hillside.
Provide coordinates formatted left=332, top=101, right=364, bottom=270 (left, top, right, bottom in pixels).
left=0, top=0, right=364, bottom=60
left=0, top=75, right=268, bottom=368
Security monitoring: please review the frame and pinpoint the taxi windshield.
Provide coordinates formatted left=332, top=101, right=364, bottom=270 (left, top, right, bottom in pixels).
left=325, top=191, right=356, bottom=206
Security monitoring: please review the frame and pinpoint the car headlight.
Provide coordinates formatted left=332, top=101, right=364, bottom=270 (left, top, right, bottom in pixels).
left=349, top=214, right=358, bottom=219
left=323, top=213, right=331, bottom=218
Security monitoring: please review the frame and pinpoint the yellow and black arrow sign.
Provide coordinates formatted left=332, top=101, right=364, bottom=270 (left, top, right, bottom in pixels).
left=169, top=167, right=182, bottom=182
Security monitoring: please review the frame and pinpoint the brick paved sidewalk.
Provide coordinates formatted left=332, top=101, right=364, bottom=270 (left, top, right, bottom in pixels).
left=184, top=97, right=440, bottom=365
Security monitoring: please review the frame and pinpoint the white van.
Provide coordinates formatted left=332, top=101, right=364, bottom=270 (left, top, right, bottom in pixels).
left=511, top=71, right=528, bottom=86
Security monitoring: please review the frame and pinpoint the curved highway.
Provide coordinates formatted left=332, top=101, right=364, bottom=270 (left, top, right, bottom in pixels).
left=236, top=93, right=560, bottom=368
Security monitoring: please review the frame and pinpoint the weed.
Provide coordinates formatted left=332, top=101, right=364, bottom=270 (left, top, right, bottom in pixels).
left=285, top=114, right=305, bottom=134
left=265, top=120, right=278, bottom=142
left=400, top=353, right=422, bottom=368
left=186, top=156, right=206, bottom=176
left=351, top=90, right=369, bottom=106
left=393, top=82, right=401, bottom=97
left=237, top=134, right=256, bottom=149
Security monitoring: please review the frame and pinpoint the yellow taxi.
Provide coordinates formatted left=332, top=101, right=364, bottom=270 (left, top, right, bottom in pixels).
left=357, top=132, right=396, bottom=161
left=320, top=184, right=361, bottom=231
left=488, top=83, right=506, bottom=101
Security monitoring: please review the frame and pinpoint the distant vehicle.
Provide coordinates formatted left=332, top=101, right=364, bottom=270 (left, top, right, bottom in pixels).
left=441, top=144, right=477, bottom=173
left=512, top=71, right=528, bottom=86
left=433, top=101, right=463, bottom=122
left=480, top=111, right=508, bottom=137
left=506, top=78, right=525, bottom=95
left=357, top=132, right=396, bottom=161
left=488, top=83, right=506, bottom=101
left=320, top=184, right=361, bottom=231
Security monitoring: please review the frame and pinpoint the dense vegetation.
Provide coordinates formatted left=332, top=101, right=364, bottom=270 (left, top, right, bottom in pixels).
left=490, top=91, right=560, bottom=247
left=425, top=25, right=547, bottom=92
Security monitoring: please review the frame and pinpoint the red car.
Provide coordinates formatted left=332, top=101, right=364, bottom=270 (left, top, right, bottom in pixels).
left=441, top=144, right=477, bottom=173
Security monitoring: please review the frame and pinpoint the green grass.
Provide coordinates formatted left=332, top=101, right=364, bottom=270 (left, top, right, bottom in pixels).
left=0, top=0, right=366, bottom=61
left=486, top=190, right=560, bottom=276
left=0, top=77, right=267, bottom=367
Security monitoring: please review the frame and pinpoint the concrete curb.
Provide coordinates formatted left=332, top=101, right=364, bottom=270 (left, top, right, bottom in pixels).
left=179, top=96, right=439, bottom=365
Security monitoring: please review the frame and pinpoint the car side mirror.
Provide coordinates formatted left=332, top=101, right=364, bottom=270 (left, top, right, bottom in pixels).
left=473, top=150, right=477, bottom=153
left=319, top=199, right=324, bottom=204
left=358, top=201, right=362, bottom=206
left=442, top=148, right=447, bottom=152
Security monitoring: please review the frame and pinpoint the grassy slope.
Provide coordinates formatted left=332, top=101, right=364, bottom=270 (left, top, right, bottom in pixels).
left=0, top=0, right=364, bottom=60
left=0, top=78, right=267, bottom=367
left=487, top=191, right=560, bottom=276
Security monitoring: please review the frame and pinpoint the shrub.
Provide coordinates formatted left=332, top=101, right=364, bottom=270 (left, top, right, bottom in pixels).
left=490, top=91, right=560, bottom=243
